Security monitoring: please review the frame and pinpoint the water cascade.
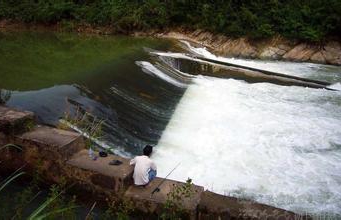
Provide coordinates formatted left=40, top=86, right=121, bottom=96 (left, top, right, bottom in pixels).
left=151, top=42, right=341, bottom=215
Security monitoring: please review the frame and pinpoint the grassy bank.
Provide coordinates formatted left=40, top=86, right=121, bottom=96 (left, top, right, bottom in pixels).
left=0, top=0, right=340, bottom=42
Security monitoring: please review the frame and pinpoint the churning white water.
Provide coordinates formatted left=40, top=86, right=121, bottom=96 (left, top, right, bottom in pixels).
left=153, top=75, right=341, bottom=215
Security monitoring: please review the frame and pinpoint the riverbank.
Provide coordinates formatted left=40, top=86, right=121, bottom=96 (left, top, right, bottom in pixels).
left=1, top=19, right=340, bottom=66
left=137, top=30, right=341, bottom=66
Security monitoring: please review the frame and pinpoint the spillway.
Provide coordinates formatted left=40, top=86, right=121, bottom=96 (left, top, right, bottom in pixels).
left=153, top=76, right=341, bottom=214
left=151, top=43, right=341, bottom=215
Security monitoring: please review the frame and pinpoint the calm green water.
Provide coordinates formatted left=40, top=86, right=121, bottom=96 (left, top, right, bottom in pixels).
left=0, top=31, right=171, bottom=90
left=0, top=31, right=185, bottom=155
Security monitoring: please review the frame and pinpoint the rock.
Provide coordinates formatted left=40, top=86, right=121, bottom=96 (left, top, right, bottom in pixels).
left=277, top=44, right=292, bottom=52
left=260, top=46, right=286, bottom=59
left=197, top=31, right=214, bottom=43
left=275, top=48, right=287, bottom=56
left=219, top=38, right=258, bottom=58
left=322, top=41, right=341, bottom=65
left=0, top=105, right=35, bottom=135
left=283, top=43, right=318, bottom=61
left=310, top=51, right=326, bottom=63
left=192, top=29, right=203, bottom=37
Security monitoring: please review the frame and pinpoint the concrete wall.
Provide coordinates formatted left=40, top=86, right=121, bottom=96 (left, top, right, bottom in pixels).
left=0, top=105, right=308, bottom=219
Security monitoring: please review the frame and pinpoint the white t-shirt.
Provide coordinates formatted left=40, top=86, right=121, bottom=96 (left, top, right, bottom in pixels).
left=130, top=155, right=157, bottom=185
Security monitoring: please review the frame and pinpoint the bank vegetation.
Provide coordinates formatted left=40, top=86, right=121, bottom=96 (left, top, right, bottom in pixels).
left=0, top=0, right=340, bottom=42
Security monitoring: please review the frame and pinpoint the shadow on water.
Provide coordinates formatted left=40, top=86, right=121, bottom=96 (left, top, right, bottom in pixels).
left=0, top=31, right=185, bottom=155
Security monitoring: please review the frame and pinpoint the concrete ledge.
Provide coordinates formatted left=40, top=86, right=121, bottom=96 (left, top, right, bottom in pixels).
left=66, top=149, right=133, bottom=192
left=198, top=190, right=305, bottom=220
left=0, top=106, right=311, bottom=219
left=125, top=177, right=204, bottom=215
left=14, top=125, right=84, bottom=160
left=0, top=105, right=34, bottom=135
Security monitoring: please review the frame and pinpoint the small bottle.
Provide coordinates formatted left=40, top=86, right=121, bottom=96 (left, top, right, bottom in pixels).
left=88, top=147, right=97, bottom=160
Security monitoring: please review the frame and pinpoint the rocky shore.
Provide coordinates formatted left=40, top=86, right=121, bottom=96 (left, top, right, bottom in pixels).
left=148, top=30, right=341, bottom=66
left=1, top=19, right=340, bottom=65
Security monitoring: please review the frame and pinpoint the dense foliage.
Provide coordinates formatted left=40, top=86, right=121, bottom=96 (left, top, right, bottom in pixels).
left=0, top=0, right=340, bottom=41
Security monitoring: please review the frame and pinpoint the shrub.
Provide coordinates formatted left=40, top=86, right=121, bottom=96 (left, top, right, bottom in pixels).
left=0, top=0, right=340, bottom=41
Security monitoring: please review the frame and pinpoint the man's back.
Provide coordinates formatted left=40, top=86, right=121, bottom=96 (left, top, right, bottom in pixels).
left=130, top=155, right=157, bottom=185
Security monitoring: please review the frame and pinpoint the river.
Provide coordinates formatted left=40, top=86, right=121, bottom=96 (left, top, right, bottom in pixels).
left=1, top=31, right=340, bottom=217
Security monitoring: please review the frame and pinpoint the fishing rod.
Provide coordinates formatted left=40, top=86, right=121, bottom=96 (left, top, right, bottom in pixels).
left=150, top=162, right=181, bottom=197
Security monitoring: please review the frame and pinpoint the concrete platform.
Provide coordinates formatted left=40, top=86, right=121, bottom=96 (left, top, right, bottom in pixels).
left=198, top=190, right=303, bottom=220
left=67, top=149, right=134, bottom=192
left=0, top=105, right=34, bottom=135
left=0, top=106, right=309, bottom=218
left=125, top=177, right=204, bottom=214
left=14, top=125, right=84, bottom=159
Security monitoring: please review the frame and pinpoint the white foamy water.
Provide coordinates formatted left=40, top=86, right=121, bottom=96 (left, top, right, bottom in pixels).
left=153, top=76, right=341, bottom=215
left=181, top=40, right=341, bottom=84
left=329, top=83, right=341, bottom=91
left=136, top=61, right=187, bottom=88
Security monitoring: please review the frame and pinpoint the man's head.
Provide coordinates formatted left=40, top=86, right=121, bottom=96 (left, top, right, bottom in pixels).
left=143, top=145, right=153, bottom=157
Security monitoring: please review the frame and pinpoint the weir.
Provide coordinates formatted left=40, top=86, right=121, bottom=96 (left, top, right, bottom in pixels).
left=181, top=40, right=331, bottom=88
left=153, top=74, right=341, bottom=215
left=148, top=48, right=334, bottom=90
left=0, top=105, right=305, bottom=219
left=191, top=55, right=331, bottom=87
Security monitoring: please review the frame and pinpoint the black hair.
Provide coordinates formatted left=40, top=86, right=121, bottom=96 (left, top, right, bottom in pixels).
left=143, top=145, right=153, bottom=156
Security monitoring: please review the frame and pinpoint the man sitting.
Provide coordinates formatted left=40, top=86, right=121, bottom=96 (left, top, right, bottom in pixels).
left=130, top=145, right=157, bottom=186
